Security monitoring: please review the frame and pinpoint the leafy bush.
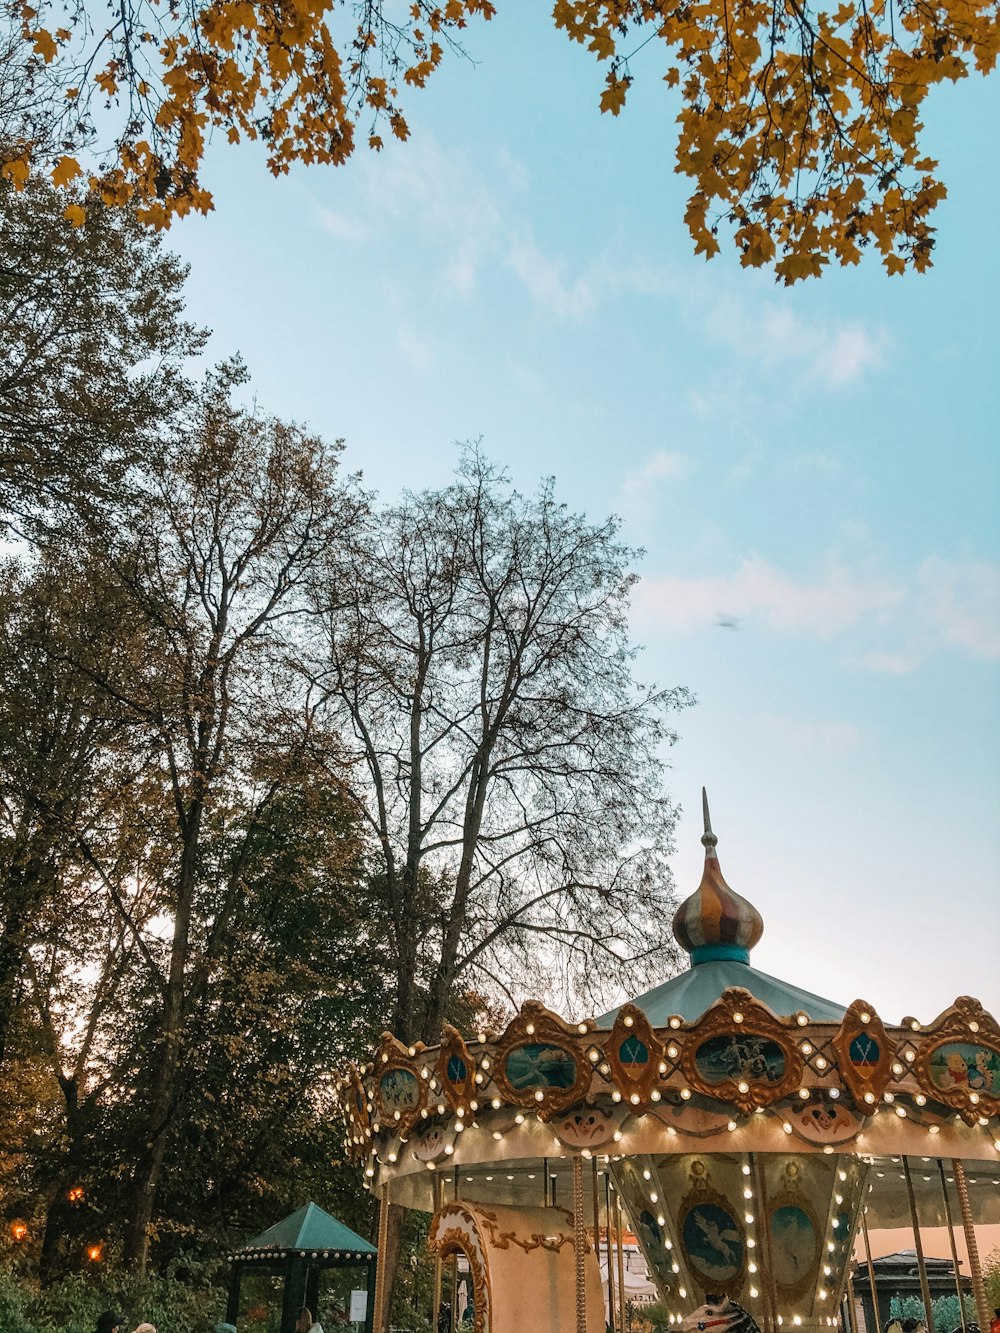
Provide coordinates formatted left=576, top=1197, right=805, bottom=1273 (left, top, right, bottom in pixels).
left=0, top=1263, right=228, bottom=1333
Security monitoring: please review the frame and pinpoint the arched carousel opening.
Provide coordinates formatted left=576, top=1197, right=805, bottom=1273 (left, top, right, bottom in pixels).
left=344, top=792, right=1000, bottom=1333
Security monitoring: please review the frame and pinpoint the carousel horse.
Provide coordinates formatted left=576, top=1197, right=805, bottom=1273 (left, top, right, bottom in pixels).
left=681, top=1294, right=763, bottom=1333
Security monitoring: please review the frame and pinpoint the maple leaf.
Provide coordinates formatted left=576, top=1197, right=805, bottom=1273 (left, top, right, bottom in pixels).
left=600, top=74, right=630, bottom=116
left=1, top=158, right=30, bottom=188
left=63, top=203, right=87, bottom=226
left=51, top=155, right=83, bottom=187
left=32, top=27, right=57, bottom=61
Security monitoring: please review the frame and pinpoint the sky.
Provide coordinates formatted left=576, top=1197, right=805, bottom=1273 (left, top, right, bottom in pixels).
left=162, top=8, right=1000, bottom=1024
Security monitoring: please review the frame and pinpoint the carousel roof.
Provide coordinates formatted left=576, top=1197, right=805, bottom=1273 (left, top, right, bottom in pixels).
left=596, top=957, right=845, bottom=1027
left=597, top=790, right=844, bottom=1027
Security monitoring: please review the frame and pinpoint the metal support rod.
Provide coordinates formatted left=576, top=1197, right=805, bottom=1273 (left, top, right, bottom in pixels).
left=937, top=1161, right=969, bottom=1333
left=846, top=1273, right=859, bottom=1333
left=952, top=1160, right=990, bottom=1333
left=574, top=1155, right=588, bottom=1333
left=372, top=1184, right=390, bottom=1333
left=902, top=1157, right=936, bottom=1333
left=861, top=1210, right=880, bottom=1333
left=614, top=1188, right=627, bottom=1333
left=605, top=1173, right=616, bottom=1333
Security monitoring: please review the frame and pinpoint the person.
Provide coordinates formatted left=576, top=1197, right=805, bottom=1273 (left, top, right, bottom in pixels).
left=989, top=1309, right=1000, bottom=1333
left=95, top=1314, right=123, bottom=1333
left=133, top=1325, right=157, bottom=1333
left=214, top=1323, right=237, bottom=1333
left=295, top=1308, right=324, bottom=1333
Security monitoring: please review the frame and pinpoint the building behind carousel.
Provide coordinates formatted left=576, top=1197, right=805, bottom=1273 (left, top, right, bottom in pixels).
left=343, top=794, right=1000, bottom=1333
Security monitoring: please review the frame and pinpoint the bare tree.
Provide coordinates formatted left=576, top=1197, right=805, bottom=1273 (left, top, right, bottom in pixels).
left=308, top=449, right=692, bottom=1045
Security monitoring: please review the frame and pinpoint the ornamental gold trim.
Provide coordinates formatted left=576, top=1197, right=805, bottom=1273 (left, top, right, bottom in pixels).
left=604, top=1004, right=665, bottom=1109
left=680, top=988, right=803, bottom=1114
left=489, top=1002, right=592, bottom=1120
left=373, top=1031, right=428, bottom=1139
left=436, top=1023, right=477, bottom=1113
left=913, top=996, right=1000, bottom=1126
left=428, top=1203, right=491, bottom=1333
left=831, top=999, right=893, bottom=1109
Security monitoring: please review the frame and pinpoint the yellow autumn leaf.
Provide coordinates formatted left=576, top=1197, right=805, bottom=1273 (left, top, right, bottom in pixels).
left=63, top=203, right=86, bottom=226
left=32, top=27, right=57, bottom=61
left=1, top=157, right=30, bottom=188
left=599, top=74, right=630, bottom=116
left=51, top=155, right=83, bottom=187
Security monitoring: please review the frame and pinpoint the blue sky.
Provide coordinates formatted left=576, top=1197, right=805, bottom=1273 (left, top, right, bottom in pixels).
left=165, top=8, right=999, bottom=1022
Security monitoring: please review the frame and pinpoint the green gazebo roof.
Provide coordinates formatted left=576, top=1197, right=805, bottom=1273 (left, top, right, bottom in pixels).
left=236, top=1202, right=376, bottom=1258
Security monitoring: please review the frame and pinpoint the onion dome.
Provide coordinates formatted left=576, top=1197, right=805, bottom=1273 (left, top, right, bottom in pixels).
left=671, top=788, right=764, bottom=965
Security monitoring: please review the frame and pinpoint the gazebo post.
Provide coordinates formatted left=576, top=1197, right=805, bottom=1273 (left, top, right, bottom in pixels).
left=305, top=1262, right=320, bottom=1323
left=226, top=1263, right=241, bottom=1326
left=281, top=1252, right=307, bottom=1333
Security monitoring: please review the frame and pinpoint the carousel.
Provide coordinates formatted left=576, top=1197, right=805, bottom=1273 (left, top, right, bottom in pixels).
left=344, top=793, right=1000, bottom=1333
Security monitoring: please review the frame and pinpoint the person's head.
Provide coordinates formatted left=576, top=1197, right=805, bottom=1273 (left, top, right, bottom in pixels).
left=133, top=1324, right=156, bottom=1333
left=96, top=1313, right=123, bottom=1333
left=214, top=1324, right=237, bottom=1333
left=295, top=1310, right=314, bottom=1333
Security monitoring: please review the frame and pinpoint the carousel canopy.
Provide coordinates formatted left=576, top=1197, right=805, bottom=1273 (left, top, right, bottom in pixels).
left=597, top=791, right=845, bottom=1027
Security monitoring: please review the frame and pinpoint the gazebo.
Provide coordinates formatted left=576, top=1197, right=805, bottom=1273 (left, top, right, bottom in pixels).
left=227, top=1201, right=377, bottom=1332
left=852, top=1250, right=974, bottom=1333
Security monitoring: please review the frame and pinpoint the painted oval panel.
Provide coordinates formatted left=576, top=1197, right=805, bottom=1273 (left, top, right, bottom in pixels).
left=848, top=1032, right=881, bottom=1071
left=619, top=1034, right=650, bottom=1072
left=926, top=1042, right=1000, bottom=1095
left=681, top=1201, right=744, bottom=1284
left=694, top=1032, right=787, bottom=1085
left=769, top=1205, right=819, bottom=1288
left=378, top=1067, right=420, bottom=1111
left=446, top=1054, right=468, bottom=1084
left=503, top=1042, right=579, bottom=1091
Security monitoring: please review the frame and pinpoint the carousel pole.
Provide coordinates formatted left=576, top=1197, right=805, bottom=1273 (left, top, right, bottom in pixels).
left=373, top=1182, right=390, bottom=1333
left=937, top=1162, right=969, bottom=1333
left=573, top=1154, right=589, bottom=1333
left=605, top=1173, right=617, bottom=1333
left=614, top=1188, right=627, bottom=1333
left=951, top=1160, right=990, bottom=1333
left=861, top=1210, right=880, bottom=1333
left=432, top=1174, right=444, bottom=1333
left=902, top=1158, right=936, bottom=1333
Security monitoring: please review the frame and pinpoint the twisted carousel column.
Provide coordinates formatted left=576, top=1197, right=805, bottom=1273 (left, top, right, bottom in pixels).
left=574, top=1154, right=588, bottom=1333
left=614, top=1186, right=627, bottom=1333
left=373, top=1182, right=391, bottom=1333
left=937, top=1162, right=969, bottom=1333
left=952, top=1160, right=990, bottom=1333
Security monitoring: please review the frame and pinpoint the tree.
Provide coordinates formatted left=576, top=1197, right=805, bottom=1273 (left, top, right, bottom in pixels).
left=0, top=174, right=204, bottom=526
left=57, top=364, right=365, bottom=1271
left=3, top=2, right=996, bottom=278
left=308, top=449, right=691, bottom=1046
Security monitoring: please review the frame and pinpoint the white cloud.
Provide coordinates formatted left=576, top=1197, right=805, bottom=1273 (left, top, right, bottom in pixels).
left=617, top=450, right=693, bottom=523
left=634, top=551, right=1000, bottom=669
left=916, top=556, right=1000, bottom=660
left=703, top=296, right=885, bottom=389
left=635, top=554, right=903, bottom=638
left=507, top=230, right=596, bottom=319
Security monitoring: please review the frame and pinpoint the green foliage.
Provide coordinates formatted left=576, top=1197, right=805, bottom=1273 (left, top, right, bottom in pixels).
left=0, top=175, right=205, bottom=525
left=0, top=1264, right=226, bottom=1333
